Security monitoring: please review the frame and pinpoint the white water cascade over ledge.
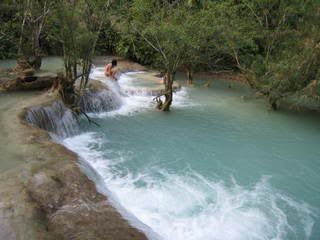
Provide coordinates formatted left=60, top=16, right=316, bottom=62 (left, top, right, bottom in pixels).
left=26, top=67, right=319, bottom=240
left=25, top=68, right=192, bottom=239
left=25, top=68, right=180, bottom=137
left=87, top=67, right=191, bottom=118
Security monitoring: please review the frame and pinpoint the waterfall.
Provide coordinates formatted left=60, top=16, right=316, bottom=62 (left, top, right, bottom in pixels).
left=25, top=100, right=79, bottom=138
left=24, top=69, right=169, bottom=137
left=25, top=87, right=122, bottom=138
left=79, top=88, right=122, bottom=113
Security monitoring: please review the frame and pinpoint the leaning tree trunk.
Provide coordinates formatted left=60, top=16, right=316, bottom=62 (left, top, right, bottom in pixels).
left=161, top=72, right=173, bottom=111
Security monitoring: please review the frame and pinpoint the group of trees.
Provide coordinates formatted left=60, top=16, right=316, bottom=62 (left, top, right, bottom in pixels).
left=0, top=0, right=319, bottom=111
left=114, top=0, right=320, bottom=110
left=1, top=0, right=110, bottom=108
left=51, top=0, right=110, bottom=105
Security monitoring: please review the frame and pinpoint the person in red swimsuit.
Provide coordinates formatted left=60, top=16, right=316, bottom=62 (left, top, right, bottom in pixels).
left=105, top=59, right=117, bottom=80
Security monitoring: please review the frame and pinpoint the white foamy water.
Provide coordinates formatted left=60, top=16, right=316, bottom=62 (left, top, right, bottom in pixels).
left=62, top=69, right=318, bottom=240
left=88, top=68, right=195, bottom=117
left=63, top=133, right=315, bottom=240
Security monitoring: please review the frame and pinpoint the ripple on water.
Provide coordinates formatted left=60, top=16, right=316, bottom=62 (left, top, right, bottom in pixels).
left=63, top=69, right=319, bottom=240
left=63, top=133, right=316, bottom=240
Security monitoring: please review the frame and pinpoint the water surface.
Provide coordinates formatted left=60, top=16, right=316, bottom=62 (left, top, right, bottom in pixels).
left=63, top=70, right=320, bottom=240
left=0, top=57, right=64, bottom=72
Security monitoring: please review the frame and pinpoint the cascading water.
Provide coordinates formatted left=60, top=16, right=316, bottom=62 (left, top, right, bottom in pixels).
left=25, top=89, right=123, bottom=138
left=78, top=88, right=122, bottom=113
left=25, top=79, right=123, bottom=137
left=49, top=68, right=320, bottom=240
left=25, top=100, right=79, bottom=138
left=86, top=68, right=187, bottom=118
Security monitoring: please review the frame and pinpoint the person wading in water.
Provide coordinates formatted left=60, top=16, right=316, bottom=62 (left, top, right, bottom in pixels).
left=105, top=59, right=117, bottom=80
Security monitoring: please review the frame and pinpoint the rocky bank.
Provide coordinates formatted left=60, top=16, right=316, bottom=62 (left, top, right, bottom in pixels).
left=0, top=57, right=151, bottom=240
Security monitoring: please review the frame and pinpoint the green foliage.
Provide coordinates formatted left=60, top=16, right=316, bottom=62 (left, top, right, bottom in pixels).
left=242, top=0, right=320, bottom=108
left=95, top=20, right=120, bottom=55
left=50, top=0, right=109, bottom=91
left=114, top=0, right=259, bottom=71
left=1, top=0, right=320, bottom=109
left=0, top=1, right=20, bottom=59
left=107, top=0, right=320, bottom=109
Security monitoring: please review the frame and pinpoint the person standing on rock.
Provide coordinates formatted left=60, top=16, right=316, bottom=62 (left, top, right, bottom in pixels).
left=105, top=59, right=117, bottom=80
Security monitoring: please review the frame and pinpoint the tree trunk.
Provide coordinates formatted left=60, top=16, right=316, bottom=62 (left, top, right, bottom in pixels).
left=269, top=97, right=278, bottom=110
left=57, top=74, right=76, bottom=106
left=186, top=67, right=193, bottom=85
left=29, top=26, right=42, bottom=70
left=160, top=72, right=173, bottom=111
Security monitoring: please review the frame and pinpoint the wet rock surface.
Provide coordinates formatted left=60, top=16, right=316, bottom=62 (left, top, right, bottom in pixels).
left=0, top=91, right=148, bottom=240
left=25, top=100, right=79, bottom=138
left=27, top=155, right=147, bottom=240
left=79, top=86, right=122, bottom=113
left=0, top=71, right=57, bottom=91
left=25, top=80, right=122, bottom=137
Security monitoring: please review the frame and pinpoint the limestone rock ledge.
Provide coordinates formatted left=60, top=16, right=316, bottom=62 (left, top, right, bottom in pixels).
left=0, top=90, right=148, bottom=240
left=21, top=93, right=148, bottom=240
left=27, top=152, right=147, bottom=240
left=0, top=71, right=57, bottom=91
